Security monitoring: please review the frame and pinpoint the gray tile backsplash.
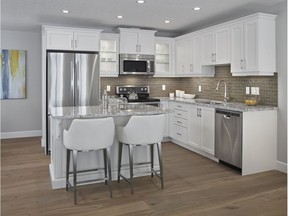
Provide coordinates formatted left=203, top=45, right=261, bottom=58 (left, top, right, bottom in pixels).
left=101, top=65, right=278, bottom=106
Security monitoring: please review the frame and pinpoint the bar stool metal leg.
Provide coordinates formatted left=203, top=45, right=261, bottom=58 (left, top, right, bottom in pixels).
left=72, top=150, right=78, bottom=204
left=150, top=144, right=154, bottom=178
left=117, top=142, right=123, bottom=183
left=106, top=147, right=113, bottom=198
left=128, top=145, right=134, bottom=194
left=157, top=142, right=164, bottom=189
left=66, top=149, right=70, bottom=191
left=103, top=149, right=108, bottom=185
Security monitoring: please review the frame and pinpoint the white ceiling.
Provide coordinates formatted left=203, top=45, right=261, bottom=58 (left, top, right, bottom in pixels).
left=2, top=0, right=286, bottom=36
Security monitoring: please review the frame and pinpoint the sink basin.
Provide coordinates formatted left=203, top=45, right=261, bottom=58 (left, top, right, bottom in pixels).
left=194, top=99, right=224, bottom=105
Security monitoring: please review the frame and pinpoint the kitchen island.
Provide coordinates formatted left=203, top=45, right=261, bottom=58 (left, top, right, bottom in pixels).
left=49, top=104, right=169, bottom=189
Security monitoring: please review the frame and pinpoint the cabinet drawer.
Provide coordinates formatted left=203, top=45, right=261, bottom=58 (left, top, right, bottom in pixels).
left=170, top=102, right=189, bottom=111
left=174, top=109, right=188, bottom=119
left=173, top=117, right=188, bottom=128
left=171, top=125, right=188, bottom=143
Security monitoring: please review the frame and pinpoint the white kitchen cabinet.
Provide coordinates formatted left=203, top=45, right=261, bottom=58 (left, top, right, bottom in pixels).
left=45, top=26, right=102, bottom=51
left=160, top=101, right=170, bottom=137
left=230, top=13, right=276, bottom=76
left=118, top=28, right=156, bottom=55
left=154, top=37, right=174, bottom=77
left=175, top=34, right=214, bottom=77
left=188, top=105, right=215, bottom=155
left=169, top=102, right=189, bottom=144
left=100, top=33, right=119, bottom=77
left=202, top=26, right=230, bottom=65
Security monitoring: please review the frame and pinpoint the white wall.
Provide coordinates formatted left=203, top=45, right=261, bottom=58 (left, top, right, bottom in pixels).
left=276, top=2, right=288, bottom=169
left=1, top=30, right=42, bottom=138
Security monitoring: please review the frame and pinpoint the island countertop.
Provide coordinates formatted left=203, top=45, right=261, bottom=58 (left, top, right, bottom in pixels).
left=49, top=104, right=169, bottom=119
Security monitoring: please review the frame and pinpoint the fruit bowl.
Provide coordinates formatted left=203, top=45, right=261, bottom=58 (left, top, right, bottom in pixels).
left=245, top=99, right=257, bottom=106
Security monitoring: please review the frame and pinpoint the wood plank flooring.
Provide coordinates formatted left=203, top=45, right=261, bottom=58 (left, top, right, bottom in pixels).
left=1, top=137, right=287, bottom=216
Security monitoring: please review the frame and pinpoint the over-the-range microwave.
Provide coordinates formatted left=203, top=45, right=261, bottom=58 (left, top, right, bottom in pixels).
left=119, top=54, right=155, bottom=75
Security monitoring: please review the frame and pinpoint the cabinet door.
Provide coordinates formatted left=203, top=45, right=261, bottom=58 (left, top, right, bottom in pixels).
left=175, top=39, right=186, bottom=74
left=231, top=23, right=244, bottom=73
left=185, top=37, right=193, bottom=74
left=202, top=31, right=214, bottom=65
left=200, top=108, right=215, bottom=155
left=46, top=29, right=74, bottom=50
left=215, top=27, right=230, bottom=64
left=244, top=19, right=258, bottom=72
left=192, top=34, right=202, bottom=74
left=74, top=31, right=100, bottom=51
left=155, top=38, right=172, bottom=76
left=188, top=106, right=201, bottom=148
left=120, top=32, right=138, bottom=54
left=138, top=33, right=155, bottom=55
left=161, top=101, right=169, bottom=137
left=100, top=34, right=119, bottom=77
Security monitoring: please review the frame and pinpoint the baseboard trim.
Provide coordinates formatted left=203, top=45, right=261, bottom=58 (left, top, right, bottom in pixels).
left=1, top=130, right=42, bottom=139
left=276, top=160, right=287, bottom=173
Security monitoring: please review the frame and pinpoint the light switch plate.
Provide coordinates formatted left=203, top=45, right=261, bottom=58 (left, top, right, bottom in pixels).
left=162, top=85, right=166, bottom=91
left=251, top=87, right=256, bottom=95
left=107, top=85, right=111, bottom=92
left=198, top=85, right=201, bottom=92
left=246, top=87, right=250, bottom=94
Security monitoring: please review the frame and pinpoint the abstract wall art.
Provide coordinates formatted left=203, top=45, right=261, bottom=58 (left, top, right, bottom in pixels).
left=0, top=50, right=26, bottom=99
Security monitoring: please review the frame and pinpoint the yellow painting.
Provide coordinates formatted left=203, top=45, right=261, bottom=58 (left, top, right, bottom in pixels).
left=0, top=50, right=26, bottom=99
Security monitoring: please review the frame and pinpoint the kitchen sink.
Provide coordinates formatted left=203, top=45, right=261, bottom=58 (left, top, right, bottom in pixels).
left=194, top=99, right=224, bottom=105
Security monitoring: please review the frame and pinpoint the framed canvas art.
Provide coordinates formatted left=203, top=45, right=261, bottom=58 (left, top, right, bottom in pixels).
left=0, top=50, right=26, bottom=99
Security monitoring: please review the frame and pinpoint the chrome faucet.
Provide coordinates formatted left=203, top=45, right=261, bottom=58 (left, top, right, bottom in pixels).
left=216, top=80, right=229, bottom=102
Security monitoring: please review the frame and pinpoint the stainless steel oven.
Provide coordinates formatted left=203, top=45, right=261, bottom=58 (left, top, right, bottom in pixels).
left=119, top=54, right=155, bottom=75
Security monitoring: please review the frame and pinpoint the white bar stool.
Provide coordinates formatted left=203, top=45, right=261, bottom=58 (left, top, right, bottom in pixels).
left=116, top=114, right=165, bottom=194
left=63, top=117, right=115, bottom=204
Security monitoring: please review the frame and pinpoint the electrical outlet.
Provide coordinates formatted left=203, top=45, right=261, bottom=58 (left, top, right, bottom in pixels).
left=198, top=85, right=201, bottom=92
left=246, top=87, right=250, bottom=94
left=255, top=87, right=260, bottom=95
left=162, top=85, right=166, bottom=91
left=251, top=87, right=256, bottom=95
left=106, top=85, right=111, bottom=92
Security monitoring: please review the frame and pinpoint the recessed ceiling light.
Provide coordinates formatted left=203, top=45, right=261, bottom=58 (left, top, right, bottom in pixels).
left=137, top=0, right=145, bottom=3
left=194, top=7, right=201, bottom=11
left=117, top=15, right=124, bottom=19
left=164, top=20, right=171, bottom=24
left=62, top=10, right=70, bottom=14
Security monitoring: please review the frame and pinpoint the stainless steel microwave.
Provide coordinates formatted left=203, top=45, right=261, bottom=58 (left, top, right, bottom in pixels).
left=119, top=54, right=155, bottom=75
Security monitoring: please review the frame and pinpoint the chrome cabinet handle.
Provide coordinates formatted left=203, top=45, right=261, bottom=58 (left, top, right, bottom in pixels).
left=224, top=115, right=231, bottom=119
left=177, top=121, right=182, bottom=124
left=177, top=133, right=182, bottom=136
left=240, top=59, right=243, bottom=69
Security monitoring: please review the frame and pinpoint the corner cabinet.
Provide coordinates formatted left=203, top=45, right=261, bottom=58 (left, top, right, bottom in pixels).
left=230, top=13, right=276, bottom=76
left=201, top=26, right=230, bottom=65
left=188, top=105, right=215, bottom=155
left=154, top=37, right=174, bottom=77
left=44, top=26, right=102, bottom=51
left=118, top=28, right=156, bottom=55
left=100, top=33, right=119, bottom=77
left=175, top=34, right=214, bottom=77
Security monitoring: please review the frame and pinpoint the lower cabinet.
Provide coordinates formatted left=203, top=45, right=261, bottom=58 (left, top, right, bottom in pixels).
left=188, top=105, right=215, bottom=155
left=160, top=101, right=170, bottom=137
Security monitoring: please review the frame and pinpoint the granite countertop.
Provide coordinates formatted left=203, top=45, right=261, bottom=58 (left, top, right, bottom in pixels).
left=49, top=104, right=169, bottom=119
left=159, top=97, right=277, bottom=112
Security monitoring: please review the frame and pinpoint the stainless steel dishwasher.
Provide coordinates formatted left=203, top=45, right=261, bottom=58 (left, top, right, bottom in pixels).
left=215, top=109, right=242, bottom=170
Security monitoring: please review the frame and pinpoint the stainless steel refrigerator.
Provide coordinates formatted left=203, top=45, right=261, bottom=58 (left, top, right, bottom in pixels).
left=46, top=50, right=100, bottom=154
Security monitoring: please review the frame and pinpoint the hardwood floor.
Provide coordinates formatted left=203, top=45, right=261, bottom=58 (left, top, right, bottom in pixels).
left=1, top=137, right=287, bottom=216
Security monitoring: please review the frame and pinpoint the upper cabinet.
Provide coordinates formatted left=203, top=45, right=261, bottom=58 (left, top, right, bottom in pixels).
left=44, top=26, right=102, bottom=51
left=154, top=37, right=174, bottom=77
left=118, top=28, right=156, bottom=55
left=230, top=13, right=276, bottom=76
left=202, top=26, right=230, bottom=65
left=100, top=33, right=119, bottom=77
left=175, top=33, right=214, bottom=77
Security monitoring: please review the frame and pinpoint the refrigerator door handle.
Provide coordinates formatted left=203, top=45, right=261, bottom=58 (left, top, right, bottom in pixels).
left=75, top=61, right=80, bottom=106
left=71, top=61, right=75, bottom=105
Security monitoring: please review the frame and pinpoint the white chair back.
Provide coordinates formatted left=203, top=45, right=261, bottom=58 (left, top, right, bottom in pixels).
left=63, top=117, right=115, bottom=151
left=116, top=114, right=165, bottom=145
